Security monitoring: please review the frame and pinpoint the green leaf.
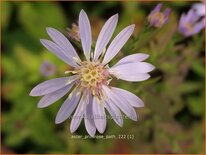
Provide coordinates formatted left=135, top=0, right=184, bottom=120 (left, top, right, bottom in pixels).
left=187, top=95, right=204, bottom=116
left=2, top=2, right=12, bottom=29
left=18, top=2, right=67, bottom=40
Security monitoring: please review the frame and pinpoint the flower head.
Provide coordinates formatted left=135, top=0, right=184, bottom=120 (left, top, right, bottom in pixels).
left=148, top=3, right=171, bottom=28
left=40, top=60, right=56, bottom=77
left=178, top=9, right=205, bottom=37
left=30, top=10, right=155, bottom=136
left=67, top=23, right=81, bottom=42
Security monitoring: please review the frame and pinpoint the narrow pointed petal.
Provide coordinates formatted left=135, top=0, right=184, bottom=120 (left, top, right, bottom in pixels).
left=102, top=24, right=135, bottom=65
left=94, top=14, right=118, bottom=60
left=103, top=86, right=137, bottom=121
left=111, top=87, right=144, bottom=107
left=114, top=53, right=149, bottom=67
left=105, top=100, right=123, bottom=127
left=37, top=82, right=75, bottom=108
left=192, top=18, right=205, bottom=34
left=84, top=95, right=96, bottom=136
left=30, top=76, right=76, bottom=96
left=55, top=90, right=81, bottom=124
left=70, top=93, right=89, bottom=133
left=46, top=27, right=80, bottom=61
left=93, top=97, right=106, bottom=133
left=79, top=10, right=92, bottom=61
left=149, top=3, right=162, bottom=15
left=109, top=62, right=155, bottom=75
left=115, top=73, right=151, bottom=82
left=40, top=39, right=78, bottom=67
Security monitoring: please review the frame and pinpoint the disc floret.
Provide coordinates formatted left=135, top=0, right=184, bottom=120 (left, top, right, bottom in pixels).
left=75, top=61, right=109, bottom=96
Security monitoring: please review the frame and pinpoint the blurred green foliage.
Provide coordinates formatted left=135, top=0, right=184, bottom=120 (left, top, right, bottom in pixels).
left=1, top=1, right=205, bottom=154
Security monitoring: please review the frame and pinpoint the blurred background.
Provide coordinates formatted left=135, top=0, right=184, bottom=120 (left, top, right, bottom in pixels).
left=1, top=1, right=205, bottom=154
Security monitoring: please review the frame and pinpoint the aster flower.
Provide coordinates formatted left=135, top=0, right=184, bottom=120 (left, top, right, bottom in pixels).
left=40, top=60, right=56, bottom=77
left=148, top=3, right=171, bottom=28
left=178, top=9, right=205, bottom=37
left=30, top=10, right=155, bottom=136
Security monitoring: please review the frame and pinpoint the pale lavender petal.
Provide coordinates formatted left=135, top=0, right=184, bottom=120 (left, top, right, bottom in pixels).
left=30, top=76, right=76, bottom=96
left=103, top=86, right=137, bottom=121
left=102, top=24, right=135, bottom=65
left=70, top=93, right=89, bottom=133
left=105, top=100, right=123, bottom=127
left=192, top=3, right=205, bottom=17
left=109, top=62, right=155, bottom=75
left=37, top=82, right=75, bottom=108
left=94, top=14, right=118, bottom=60
left=55, top=90, right=81, bottom=124
left=46, top=27, right=80, bottom=61
left=40, top=39, right=78, bottom=67
left=84, top=95, right=96, bottom=136
left=115, top=73, right=151, bottom=82
left=111, top=87, right=144, bottom=107
left=79, top=10, right=92, bottom=61
left=114, top=53, right=149, bottom=67
left=93, top=97, right=106, bottom=133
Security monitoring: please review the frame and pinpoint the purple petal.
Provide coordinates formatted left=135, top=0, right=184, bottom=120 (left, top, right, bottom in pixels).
left=163, top=8, right=171, bottom=17
left=55, top=90, right=81, bottom=124
left=46, top=27, right=80, bottom=61
left=30, top=76, right=76, bottom=96
left=93, top=97, right=106, bottom=133
left=37, top=82, right=75, bottom=108
left=186, top=10, right=199, bottom=23
left=105, top=100, right=123, bottom=127
left=114, top=53, right=149, bottom=67
left=102, top=24, right=135, bottom=65
left=149, top=3, right=162, bottom=15
left=179, top=13, right=186, bottom=27
left=192, top=18, right=205, bottom=34
left=40, top=39, right=78, bottom=67
left=109, top=62, right=155, bottom=75
left=103, top=86, right=137, bottom=121
left=94, top=14, right=119, bottom=60
left=163, top=8, right=171, bottom=23
left=115, top=73, right=151, bottom=82
left=79, top=10, right=92, bottom=61
left=84, top=95, right=96, bottom=136
left=111, top=87, right=144, bottom=107
left=70, top=93, right=89, bottom=133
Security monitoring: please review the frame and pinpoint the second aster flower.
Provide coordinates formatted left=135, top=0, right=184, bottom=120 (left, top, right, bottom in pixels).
left=148, top=3, right=171, bottom=28
left=178, top=9, right=205, bottom=37
left=30, top=10, right=155, bottom=136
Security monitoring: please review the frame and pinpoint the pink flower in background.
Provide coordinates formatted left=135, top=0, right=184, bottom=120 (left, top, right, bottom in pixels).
left=148, top=3, right=171, bottom=28
left=67, top=23, right=81, bottom=42
left=30, top=10, right=155, bottom=136
left=40, top=60, right=56, bottom=77
left=178, top=9, right=205, bottom=37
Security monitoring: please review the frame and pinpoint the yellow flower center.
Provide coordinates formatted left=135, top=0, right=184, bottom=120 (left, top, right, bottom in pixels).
left=76, top=61, right=109, bottom=95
